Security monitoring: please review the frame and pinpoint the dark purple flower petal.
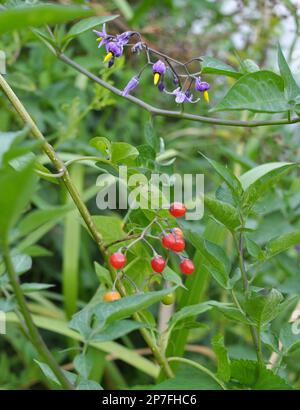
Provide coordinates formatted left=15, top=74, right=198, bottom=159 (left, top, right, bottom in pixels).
left=106, top=41, right=123, bottom=57
left=158, top=81, right=165, bottom=92
left=153, top=60, right=166, bottom=75
left=195, top=77, right=210, bottom=92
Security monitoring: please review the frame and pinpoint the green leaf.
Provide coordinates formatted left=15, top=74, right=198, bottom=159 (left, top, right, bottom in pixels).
left=20, top=283, right=54, bottom=293
left=18, top=206, right=69, bottom=237
left=89, top=137, right=111, bottom=158
left=211, top=334, right=231, bottom=382
left=161, top=266, right=185, bottom=289
left=111, top=142, right=139, bottom=164
left=169, top=302, right=212, bottom=330
left=280, top=322, right=300, bottom=355
left=231, top=359, right=292, bottom=390
left=76, top=379, right=103, bottom=390
left=189, top=232, right=231, bottom=289
left=94, top=262, right=112, bottom=288
left=243, top=59, right=260, bottom=73
left=201, top=56, right=242, bottom=79
left=240, top=162, right=297, bottom=211
left=92, top=215, right=125, bottom=244
left=65, top=15, right=118, bottom=41
left=69, top=287, right=177, bottom=340
left=204, top=196, right=241, bottom=230
left=137, top=366, right=222, bottom=390
left=74, top=353, right=93, bottom=379
left=201, top=154, right=243, bottom=198
left=240, top=162, right=295, bottom=190
left=277, top=43, right=300, bottom=102
left=244, top=289, right=284, bottom=327
left=0, top=161, right=37, bottom=246
left=245, top=236, right=264, bottom=259
left=11, top=254, right=32, bottom=274
left=0, top=4, right=94, bottom=35
left=91, top=320, right=146, bottom=343
left=0, top=128, right=30, bottom=167
left=265, top=230, right=300, bottom=257
left=212, top=71, right=290, bottom=113
left=34, top=360, right=77, bottom=387
left=208, top=301, right=252, bottom=325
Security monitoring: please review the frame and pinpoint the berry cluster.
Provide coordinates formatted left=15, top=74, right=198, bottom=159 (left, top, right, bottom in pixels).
left=103, top=202, right=195, bottom=303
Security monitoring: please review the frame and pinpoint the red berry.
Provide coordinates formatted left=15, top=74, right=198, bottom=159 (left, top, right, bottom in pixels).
left=171, top=237, right=185, bottom=252
left=169, top=202, right=186, bottom=218
left=180, top=259, right=195, bottom=275
left=162, top=233, right=176, bottom=249
left=172, top=227, right=184, bottom=238
left=109, top=252, right=126, bottom=269
left=151, top=255, right=166, bottom=273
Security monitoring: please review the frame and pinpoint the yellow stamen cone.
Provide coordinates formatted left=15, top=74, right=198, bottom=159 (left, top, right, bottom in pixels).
left=203, top=90, right=209, bottom=103
left=96, top=37, right=102, bottom=42
left=153, top=72, right=160, bottom=85
left=104, top=52, right=113, bottom=63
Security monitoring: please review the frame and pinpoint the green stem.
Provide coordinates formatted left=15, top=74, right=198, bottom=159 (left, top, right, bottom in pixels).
left=234, top=232, right=263, bottom=365
left=2, top=242, right=73, bottom=390
left=167, top=357, right=227, bottom=390
left=0, top=73, right=173, bottom=379
left=58, top=53, right=300, bottom=129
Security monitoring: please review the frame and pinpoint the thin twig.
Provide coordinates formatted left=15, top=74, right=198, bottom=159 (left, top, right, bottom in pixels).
left=58, top=52, right=300, bottom=128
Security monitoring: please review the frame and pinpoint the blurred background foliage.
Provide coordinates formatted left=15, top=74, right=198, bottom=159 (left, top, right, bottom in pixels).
left=1, top=0, right=300, bottom=390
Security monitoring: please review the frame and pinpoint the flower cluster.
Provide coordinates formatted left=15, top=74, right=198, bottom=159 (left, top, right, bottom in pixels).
left=93, top=24, right=211, bottom=105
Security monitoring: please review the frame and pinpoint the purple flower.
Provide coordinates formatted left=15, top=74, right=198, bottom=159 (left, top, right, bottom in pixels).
left=116, top=31, right=132, bottom=46
left=170, top=87, right=200, bottom=104
left=295, top=244, right=300, bottom=252
left=122, top=76, right=139, bottom=96
left=104, top=41, right=123, bottom=64
left=195, top=77, right=210, bottom=102
left=172, top=87, right=192, bottom=103
left=195, top=77, right=210, bottom=91
left=153, top=60, right=166, bottom=85
left=93, top=24, right=109, bottom=49
left=132, top=42, right=144, bottom=53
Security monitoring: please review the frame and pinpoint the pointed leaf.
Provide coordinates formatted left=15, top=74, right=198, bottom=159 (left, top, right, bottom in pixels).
left=212, top=71, right=290, bottom=113
left=277, top=43, right=300, bottom=101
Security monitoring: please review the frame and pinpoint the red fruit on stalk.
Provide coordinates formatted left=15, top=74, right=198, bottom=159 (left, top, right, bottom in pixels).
left=172, top=227, right=184, bottom=238
left=180, top=259, right=195, bottom=275
left=162, top=233, right=176, bottom=249
left=109, top=252, right=126, bottom=269
left=169, top=202, right=186, bottom=218
left=171, top=237, right=185, bottom=252
left=151, top=255, right=166, bottom=273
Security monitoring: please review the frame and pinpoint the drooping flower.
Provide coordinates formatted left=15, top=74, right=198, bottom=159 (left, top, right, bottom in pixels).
left=195, top=77, right=210, bottom=102
left=171, top=87, right=192, bottom=103
left=116, top=31, right=132, bottom=46
left=93, top=23, right=110, bottom=49
left=169, top=87, right=200, bottom=104
left=104, top=41, right=123, bottom=65
left=152, top=60, right=166, bottom=86
left=131, top=42, right=144, bottom=54
left=122, top=76, right=139, bottom=96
